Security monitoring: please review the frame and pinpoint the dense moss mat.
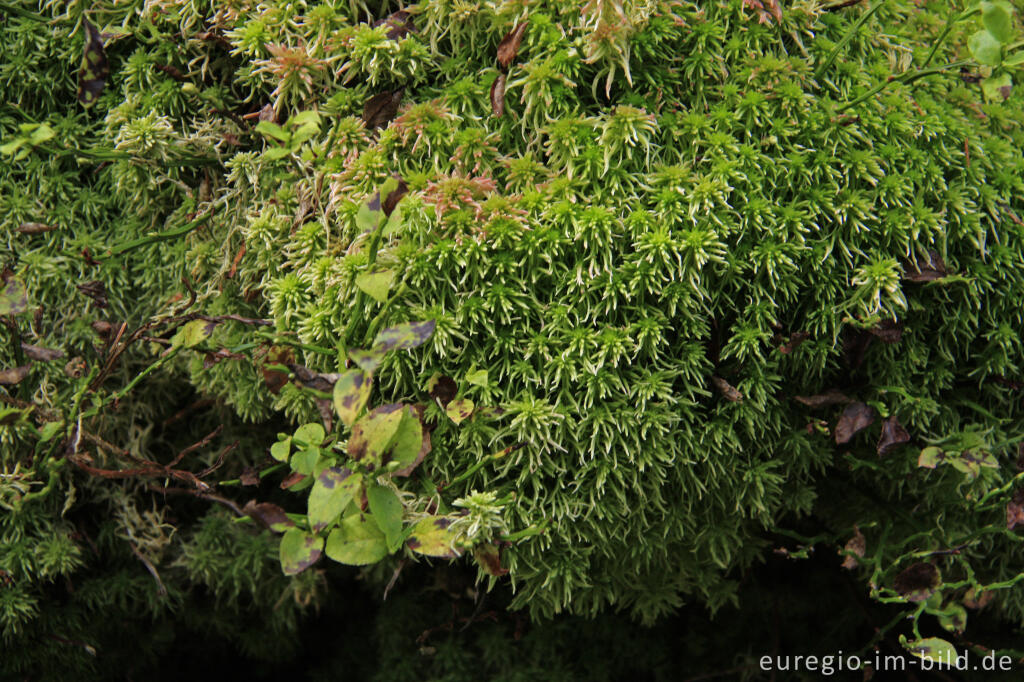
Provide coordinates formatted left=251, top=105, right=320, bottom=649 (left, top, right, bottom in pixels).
left=3, top=0, right=1024, bottom=674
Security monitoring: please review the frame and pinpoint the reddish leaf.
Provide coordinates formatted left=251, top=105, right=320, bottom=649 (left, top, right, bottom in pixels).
left=794, top=389, right=851, bottom=408
left=904, top=250, right=948, bottom=282
left=372, top=10, right=416, bottom=40
left=877, top=416, right=910, bottom=456
left=894, top=562, right=940, bottom=602
left=21, top=344, right=64, bottom=362
left=382, top=176, right=409, bottom=217
left=1007, top=489, right=1024, bottom=531
left=709, top=376, right=743, bottom=402
left=497, top=21, right=528, bottom=69
left=240, top=467, right=259, bottom=487
left=0, top=365, right=31, bottom=385
left=834, top=402, right=876, bottom=444
left=242, top=500, right=294, bottom=533
left=778, top=331, right=810, bottom=354
left=261, top=347, right=293, bottom=395
left=280, top=471, right=307, bottom=489
left=363, top=88, right=405, bottom=131
left=490, top=73, right=507, bottom=117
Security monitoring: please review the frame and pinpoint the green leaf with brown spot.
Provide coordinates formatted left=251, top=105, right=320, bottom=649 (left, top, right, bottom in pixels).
left=349, top=348, right=385, bottom=373
left=902, top=636, right=958, bottom=665
left=308, top=467, right=362, bottom=532
left=243, top=500, right=295, bottom=534
left=347, top=404, right=404, bottom=469
left=325, top=513, right=388, bottom=565
left=473, top=543, right=509, bottom=576
left=367, top=483, right=404, bottom=552
left=355, top=269, right=395, bottom=303
left=77, top=20, right=109, bottom=108
left=171, top=319, right=217, bottom=349
left=446, top=398, right=474, bottom=425
left=406, top=516, right=460, bottom=558
left=333, top=370, right=372, bottom=427
left=372, top=320, right=436, bottom=353
left=938, top=604, right=967, bottom=633
left=388, top=406, right=423, bottom=468
left=0, top=278, right=28, bottom=316
left=279, top=528, right=323, bottom=575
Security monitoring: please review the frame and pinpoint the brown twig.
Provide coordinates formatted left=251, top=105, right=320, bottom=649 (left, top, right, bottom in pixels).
left=167, top=425, right=222, bottom=469
left=147, top=484, right=244, bottom=516
left=128, top=542, right=167, bottom=596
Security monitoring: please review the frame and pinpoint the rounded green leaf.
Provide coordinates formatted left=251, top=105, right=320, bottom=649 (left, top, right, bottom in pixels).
left=290, top=446, right=319, bottom=475
left=446, top=398, right=475, bottom=425
left=308, top=467, right=362, bottom=532
left=388, top=406, right=423, bottom=468
left=293, top=423, right=325, bottom=448
left=982, top=1, right=1015, bottom=44
left=355, top=269, right=395, bottom=303
left=347, top=404, right=404, bottom=469
left=270, top=437, right=292, bottom=463
left=325, top=513, right=388, bottom=565
left=981, top=72, right=1013, bottom=101
left=367, top=483, right=404, bottom=552
left=279, top=528, right=323, bottom=575
left=903, top=637, right=958, bottom=665
left=333, top=370, right=372, bottom=427
left=969, top=29, right=1004, bottom=66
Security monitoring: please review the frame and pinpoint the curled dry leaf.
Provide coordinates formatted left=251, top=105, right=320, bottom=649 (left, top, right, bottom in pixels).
left=893, top=562, right=940, bottom=602
left=372, top=9, right=415, bottom=40
left=21, top=344, right=64, bottom=362
left=77, top=280, right=108, bottom=308
left=427, top=374, right=458, bottom=407
left=497, top=21, right=528, bottom=69
left=710, top=375, right=743, bottom=402
left=834, top=402, right=876, bottom=444
left=363, top=88, right=405, bottom=131
left=17, top=223, right=57, bottom=234
left=1007, top=489, right=1024, bottom=531
left=840, top=526, right=866, bottom=570
left=490, top=72, right=507, bottom=117
left=963, top=587, right=995, bottom=610
left=382, top=176, right=409, bottom=217
left=0, top=365, right=31, bottom=385
left=904, top=250, right=948, bottom=282
left=877, top=416, right=910, bottom=456
left=794, top=389, right=850, bottom=408
left=239, top=467, right=259, bottom=486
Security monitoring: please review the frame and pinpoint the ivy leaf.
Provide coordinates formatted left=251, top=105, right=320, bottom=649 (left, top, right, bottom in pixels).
left=325, top=513, right=388, bottom=565
left=372, top=320, right=436, bottom=353
left=894, top=562, right=941, bottom=602
left=307, top=467, right=363, bottom=532
left=969, top=29, right=1004, bottom=66
left=77, top=20, right=109, bottom=108
left=0, top=278, right=28, bottom=315
left=902, top=636, right=958, bottom=665
left=497, top=21, right=528, bottom=69
left=270, top=437, right=291, bottom=463
left=406, top=516, right=460, bottom=558
left=446, top=398, right=475, bottom=425
left=367, top=483, right=404, bottom=552
left=982, top=1, right=1015, bottom=44
left=347, top=404, right=404, bottom=469
left=333, top=370, right=372, bottom=427
left=355, top=269, right=395, bottom=303
left=834, top=402, right=877, bottom=444
left=242, top=500, right=295, bottom=533
left=279, top=528, right=323, bottom=575
left=877, top=416, right=910, bottom=456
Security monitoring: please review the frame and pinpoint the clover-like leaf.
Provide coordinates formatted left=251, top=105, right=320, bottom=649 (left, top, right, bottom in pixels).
left=0, top=278, right=28, bottom=316
left=270, top=436, right=292, bottom=463
left=406, top=516, right=460, bottom=558
left=347, top=404, right=404, bottom=469
left=279, top=528, right=323, bottom=575
left=325, top=513, right=388, bottom=565
left=307, top=467, right=363, bottom=532
left=333, top=370, right=373, bottom=427
left=293, top=423, right=325, bottom=448
left=367, top=483, right=404, bottom=552
left=982, top=1, right=1015, bottom=44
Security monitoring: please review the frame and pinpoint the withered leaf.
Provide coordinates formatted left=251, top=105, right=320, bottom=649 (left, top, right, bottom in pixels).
left=778, top=331, right=810, bottom=354
left=242, top=500, right=295, bottom=533
left=280, top=471, right=307, bottom=489
left=77, top=280, right=108, bottom=308
left=894, top=562, right=940, bottom=602
left=17, top=223, right=57, bottom=234
left=497, top=21, right=528, bottom=69
left=64, top=357, right=87, bottom=378
left=904, top=250, right=948, bottom=282
left=77, top=20, right=109, bottom=108
left=427, top=374, right=458, bottom=407
left=473, top=543, right=509, bottom=577
left=877, top=416, right=910, bottom=456
left=1007, top=489, right=1024, bottom=531
left=869, top=320, right=904, bottom=344
left=382, top=176, right=409, bottom=217
left=240, top=467, right=259, bottom=487
left=372, top=10, right=415, bottom=40
left=794, top=389, right=851, bottom=408
left=490, top=73, right=507, bottom=117
left=963, top=587, right=995, bottom=610
left=840, top=526, right=866, bottom=570
left=288, top=364, right=338, bottom=393
left=834, top=402, right=877, bottom=444
left=363, top=88, right=405, bottom=131
left=0, top=365, right=31, bottom=385
left=261, top=346, right=293, bottom=395
left=21, top=344, right=64, bottom=362
left=710, top=375, right=743, bottom=402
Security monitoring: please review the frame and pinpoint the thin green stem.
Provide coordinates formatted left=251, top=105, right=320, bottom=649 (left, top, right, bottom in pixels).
left=923, top=7, right=980, bottom=68
left=838, top=60, right=971, bottom=112
left=816, top=0, right=888, bottom=80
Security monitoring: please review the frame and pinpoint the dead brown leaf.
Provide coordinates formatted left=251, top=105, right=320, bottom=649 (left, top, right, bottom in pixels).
left=497, top=21, right=528, bottom=69
left=834, top=402, right=876, bottom=444
left=904, top=250, right=948, bottom=282
left=877, top=416, right=910, bottom=456
left=363, top=88, right=405, bottom=131
left=710, top=375, right=743, bottom=402
left=794, top=389, right=851, bottom=408
left=0, top=365, right=31, bottom=385
left=490, top=72, right=507, bottom=117
left=840, top=526, right=866, bottom=570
